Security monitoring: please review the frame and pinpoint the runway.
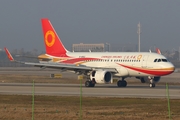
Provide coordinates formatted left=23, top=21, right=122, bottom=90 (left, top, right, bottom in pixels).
left=0, top=83, right=180, bottom=99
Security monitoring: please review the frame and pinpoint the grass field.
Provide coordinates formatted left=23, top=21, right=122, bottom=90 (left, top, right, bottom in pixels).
left=0, top=95, right=180, bottom=120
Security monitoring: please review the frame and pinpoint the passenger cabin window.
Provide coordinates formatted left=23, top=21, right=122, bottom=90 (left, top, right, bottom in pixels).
left=154, top=59, right=157, bottom=62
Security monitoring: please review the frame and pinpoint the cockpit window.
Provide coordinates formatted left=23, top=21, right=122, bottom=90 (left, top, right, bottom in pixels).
left=158, top=59, right=161, bottom=62
left=162, top=59, right=168, bottom=62
left=154, top=58, right=168, bottom=62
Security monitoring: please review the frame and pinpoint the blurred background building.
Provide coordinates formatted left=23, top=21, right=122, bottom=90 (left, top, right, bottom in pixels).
left=72, top=43, right=110, bottom=52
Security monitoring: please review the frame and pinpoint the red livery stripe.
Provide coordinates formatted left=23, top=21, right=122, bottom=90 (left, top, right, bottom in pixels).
left=118, top=64, right=174, bottom=76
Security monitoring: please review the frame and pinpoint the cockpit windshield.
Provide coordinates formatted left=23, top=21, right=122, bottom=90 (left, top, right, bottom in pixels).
left=162, top=59, right=168, bottom=62
left=154, top=58, right=168, bottom=62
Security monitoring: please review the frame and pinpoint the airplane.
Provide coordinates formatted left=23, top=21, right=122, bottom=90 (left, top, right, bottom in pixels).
left=4, top=18, right=175, bottom=88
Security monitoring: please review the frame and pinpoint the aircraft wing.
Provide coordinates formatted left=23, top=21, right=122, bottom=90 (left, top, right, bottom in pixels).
left=4, top=47, right=117, bottom=73
left=25, top=62, right=117, bottom=72
left=15, top=55, right=52, bottom=61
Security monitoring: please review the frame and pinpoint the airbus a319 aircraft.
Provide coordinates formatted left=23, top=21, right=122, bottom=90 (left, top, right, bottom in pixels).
left=4, top=18, right=175, bottom=88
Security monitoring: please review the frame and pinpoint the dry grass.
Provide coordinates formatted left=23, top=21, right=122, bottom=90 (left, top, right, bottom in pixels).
left=0, top=95, right=180, bottom=120
left=0, top=74, right=79, bottom=84
left=0, top=72, right=180, bottom=119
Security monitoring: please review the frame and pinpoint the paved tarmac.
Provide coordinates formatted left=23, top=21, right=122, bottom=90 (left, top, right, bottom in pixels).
left=0, top=83, right=179, bottom=99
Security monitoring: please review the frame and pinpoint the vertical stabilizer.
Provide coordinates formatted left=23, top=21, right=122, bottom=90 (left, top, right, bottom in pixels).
left=41, top=18, right=68, bottom=56
left=156, top=48, right=161, bottom=54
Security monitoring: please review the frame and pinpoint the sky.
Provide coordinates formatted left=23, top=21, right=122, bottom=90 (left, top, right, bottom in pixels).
left=0, top=0, right=180, bottom=52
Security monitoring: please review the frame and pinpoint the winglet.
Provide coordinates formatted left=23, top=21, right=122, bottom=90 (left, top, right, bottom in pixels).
left=4, top=47, right=14, bottom=61
left=156, top=48, right=161, bottom=54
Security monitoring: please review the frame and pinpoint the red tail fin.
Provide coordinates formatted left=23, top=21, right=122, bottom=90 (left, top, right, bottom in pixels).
left=41, top=18, right=68, bottom=56
left=156, top=48, right=161, bottom=54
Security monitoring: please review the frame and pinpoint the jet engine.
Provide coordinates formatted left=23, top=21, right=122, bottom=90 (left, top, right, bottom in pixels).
left=90, top=70, right=113, bottom=84
left=153, top=76, right=161, bottom=83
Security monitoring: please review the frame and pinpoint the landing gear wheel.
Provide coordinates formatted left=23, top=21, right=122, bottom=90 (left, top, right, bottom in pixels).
left=91, top=83, right=95, bottom=87
left=117, top=81, right=122, bottom=87
left=149, top=83, right=155, bottom=88
left=117, top=80, right=127, bottom=87
left=122, top=81, right=127, bottom=87
left=85, top=81, right=95, bottom=87
left=85, top=81, right=91, bottom=87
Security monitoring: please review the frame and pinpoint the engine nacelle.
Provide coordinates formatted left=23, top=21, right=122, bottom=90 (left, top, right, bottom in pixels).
left=137, top=76, right=161, bottom=83
left=90, top=70, right=113, bottom=84
left=153, top=76, right=161, bottom=83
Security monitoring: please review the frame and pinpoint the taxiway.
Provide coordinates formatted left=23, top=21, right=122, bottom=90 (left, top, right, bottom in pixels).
left=0, top=83, right=179, bottom=99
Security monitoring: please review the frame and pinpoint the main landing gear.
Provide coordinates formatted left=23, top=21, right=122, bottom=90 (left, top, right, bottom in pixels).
left=117, top=78, right=127, bottom=87
left=85, top=80, right=95, bottom=87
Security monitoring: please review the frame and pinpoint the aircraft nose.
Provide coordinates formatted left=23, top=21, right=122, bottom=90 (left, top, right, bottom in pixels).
left=169, top=63, right=175, bottom=73
left=172, top=65, right=175, bottom=72
left=161, top=63, right=175, bottom=75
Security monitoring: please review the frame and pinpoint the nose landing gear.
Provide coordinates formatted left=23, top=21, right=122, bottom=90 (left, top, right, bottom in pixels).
left=149, top=79, right=155, bottom=88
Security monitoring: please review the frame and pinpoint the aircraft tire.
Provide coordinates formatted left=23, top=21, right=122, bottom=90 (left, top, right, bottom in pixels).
left=90, top=83, right=95, bottom=87
left=149, top=83, right=155, bottom=88
left=117, top=81, right=122, bottom=87
left=85, top=81, right=91, bottom=87
left=122, top=81, right=127, bottom=87
left=117, top=80, right=127, bottom=87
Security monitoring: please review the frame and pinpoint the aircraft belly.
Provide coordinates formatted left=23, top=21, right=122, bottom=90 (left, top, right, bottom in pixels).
left=127, top=69, right=149, bottom=76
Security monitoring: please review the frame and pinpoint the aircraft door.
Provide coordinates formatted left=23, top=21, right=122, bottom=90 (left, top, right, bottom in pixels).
left=142, top=55, right=149, bottom=68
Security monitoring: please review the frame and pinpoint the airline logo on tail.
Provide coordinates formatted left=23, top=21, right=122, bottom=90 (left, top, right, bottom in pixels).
left=45, top=30, right=55, bottom=47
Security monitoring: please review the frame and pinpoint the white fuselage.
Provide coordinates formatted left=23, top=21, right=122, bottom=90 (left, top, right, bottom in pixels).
left=43, top=52, right=175, bottom=77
